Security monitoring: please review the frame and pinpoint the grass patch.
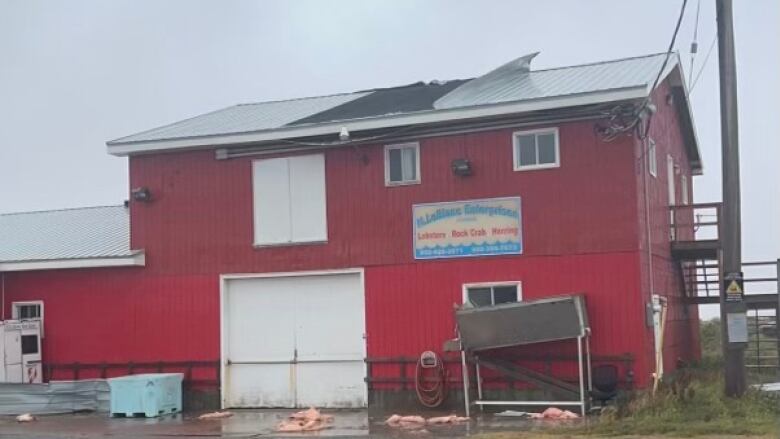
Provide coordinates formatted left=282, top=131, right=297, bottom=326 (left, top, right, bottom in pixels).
left=477, top=320, right=779, bottom=437
left=562, top=367, right=780, bottom=437
left=475, top=366, right=778, bottom=438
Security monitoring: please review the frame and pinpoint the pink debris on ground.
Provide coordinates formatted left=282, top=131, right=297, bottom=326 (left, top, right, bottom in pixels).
left=276, top=407, right=334, bottom=432
left=197, top=411, right=233, bottom=420
left=385, top=414, right=470, bottom=428
left=15, top=413, right=35, bottom=423
left=426, top=415, right=470, bottom=424
left=529, top=407, right=580, bottom=420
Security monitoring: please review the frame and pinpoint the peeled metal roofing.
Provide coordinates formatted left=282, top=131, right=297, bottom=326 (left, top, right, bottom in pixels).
left=109, top=52, right=678, bottom=146
left=435, top=52, right=675, bottom=109
left=110, top=92, right=369, bottom=144
left=0, top=205, right=133, bottom=262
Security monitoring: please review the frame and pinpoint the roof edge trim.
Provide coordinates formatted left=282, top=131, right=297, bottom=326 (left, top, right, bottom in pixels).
left=0, top=252, right=145, bottom=272
left=107, top=86, right=649, bottom=156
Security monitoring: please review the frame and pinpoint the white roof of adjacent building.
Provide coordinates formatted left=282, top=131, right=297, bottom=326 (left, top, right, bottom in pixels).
left=108, top=52, right=697, bottom=160
left=0, top=205, right=144, bottom=272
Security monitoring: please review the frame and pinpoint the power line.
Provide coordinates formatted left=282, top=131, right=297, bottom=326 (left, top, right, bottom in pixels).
left=689, top=0, right=702, bottom=84
left=690, top=34, right=718, bottom=92
left=599, top=0, right=689, bottom=143
left=646, top=0, right=689, bottom=107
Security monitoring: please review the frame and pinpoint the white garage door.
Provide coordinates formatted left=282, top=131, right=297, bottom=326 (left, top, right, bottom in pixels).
left=222, top=271, right=366, bottom=408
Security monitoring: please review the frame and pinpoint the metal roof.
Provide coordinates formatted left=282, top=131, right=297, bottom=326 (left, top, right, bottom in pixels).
left=107, top=52, right=695, bottom=161
left=0, top=205, right=134, bottom=263
left=110, top=92, right=369, bottom=144
left=434, top=52, right=675, bottom=109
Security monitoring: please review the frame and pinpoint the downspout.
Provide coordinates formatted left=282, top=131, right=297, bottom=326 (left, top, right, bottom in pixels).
left=640, top=122, right=660, bottom=385
left=642, top=135, right=655, bottom=300
left=1, top=272, right=5, bottom=321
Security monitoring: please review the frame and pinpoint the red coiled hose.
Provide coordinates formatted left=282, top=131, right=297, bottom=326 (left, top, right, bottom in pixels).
left=415, top=352, right=448, bottom=407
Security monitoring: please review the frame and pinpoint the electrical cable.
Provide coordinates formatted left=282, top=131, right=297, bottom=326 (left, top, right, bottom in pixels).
left=689, top=0, right=702, bottom=85
left=690, top=34, right=718, bottom=93
left=597, top=0, right=688, bottom=144
left=646, top=0, right=688, bottom=102
left=277, top=125, right=417, bottom=148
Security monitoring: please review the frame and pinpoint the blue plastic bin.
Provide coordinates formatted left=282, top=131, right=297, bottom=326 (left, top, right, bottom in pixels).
left=107, top=373, right=183, bottom=417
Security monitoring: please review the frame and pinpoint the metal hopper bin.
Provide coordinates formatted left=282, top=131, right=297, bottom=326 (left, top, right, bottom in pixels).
left=455, top=294, right=591, bottom=416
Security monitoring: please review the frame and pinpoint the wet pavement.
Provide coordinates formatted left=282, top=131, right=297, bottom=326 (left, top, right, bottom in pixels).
left=0, top=409, right=558, bottom=438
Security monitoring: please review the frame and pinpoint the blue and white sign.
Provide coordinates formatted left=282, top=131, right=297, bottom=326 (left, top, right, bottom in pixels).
left=413, top=197, right=523, bottom=259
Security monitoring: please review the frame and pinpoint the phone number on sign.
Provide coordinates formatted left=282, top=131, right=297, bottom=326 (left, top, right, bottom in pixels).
left=417, top=243, right=519, bottom=257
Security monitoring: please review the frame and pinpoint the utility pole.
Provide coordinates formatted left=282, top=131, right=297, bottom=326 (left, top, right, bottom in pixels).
left=716, top=0, right=747, bottom=397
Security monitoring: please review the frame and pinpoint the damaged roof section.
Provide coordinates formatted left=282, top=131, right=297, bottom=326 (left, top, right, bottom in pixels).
left=0, top=205, right=144, bottom=272
left=290, top=79, right=468, bottom=126
left=106, top=52, right=701, bottom=173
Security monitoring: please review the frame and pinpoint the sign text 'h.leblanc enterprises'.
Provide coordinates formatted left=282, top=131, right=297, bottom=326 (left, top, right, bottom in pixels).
left=413, top=197, right=522, bottom=259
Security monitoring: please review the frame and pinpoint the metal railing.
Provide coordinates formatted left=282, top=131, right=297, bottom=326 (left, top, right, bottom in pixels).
left=669, top=202, right=721, bottom=243
left=682, top=259, right=780, bottom=302
left=44, top=360, right=220, bottom=387
left=745, top=312, right=779, bottom=383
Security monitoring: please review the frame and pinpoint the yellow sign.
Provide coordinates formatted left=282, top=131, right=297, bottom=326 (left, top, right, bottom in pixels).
left=726, top=280, right=742, bottom=294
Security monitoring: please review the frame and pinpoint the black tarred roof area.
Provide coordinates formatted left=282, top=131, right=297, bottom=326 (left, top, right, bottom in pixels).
left=288, top=79, right=470, bottom=126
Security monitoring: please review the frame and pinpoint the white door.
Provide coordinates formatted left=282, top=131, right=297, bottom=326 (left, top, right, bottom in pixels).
left=223, top=271, right=366, bottom=408
left=3, top=327, right=22, bottom=383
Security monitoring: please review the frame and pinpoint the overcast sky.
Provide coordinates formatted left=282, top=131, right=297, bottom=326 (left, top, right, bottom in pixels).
left=1, top=1, right=778, bottom=314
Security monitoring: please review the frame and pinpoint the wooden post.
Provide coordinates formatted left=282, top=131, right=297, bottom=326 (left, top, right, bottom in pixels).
left=716, top=0, right=747, bottom=397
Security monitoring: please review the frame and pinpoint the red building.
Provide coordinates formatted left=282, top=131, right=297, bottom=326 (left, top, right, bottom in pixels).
left=0, top=52, right=702, bottom=409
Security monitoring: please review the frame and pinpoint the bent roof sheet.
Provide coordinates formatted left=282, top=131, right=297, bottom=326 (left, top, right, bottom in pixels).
left=109, top=52, right=676, bottom=146
left=434, top=52, right=675, bottom=109
left=0, top=205, right=133, bottom=263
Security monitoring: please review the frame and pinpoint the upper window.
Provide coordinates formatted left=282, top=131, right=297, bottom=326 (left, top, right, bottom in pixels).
left=681, top=174, right=689, bottom=205
left=648, top=139, right=658, bottom=177
left=253, top=154, right=327, bottom=245
left=13, top=301, right=42, bottom=320
left=513, top=128, right=560, bottom=171
left=12, top=301, right=44, bottom=337
left=385, top=143, right=420, bottom=186
left=463, top=282, right=522, bottom=308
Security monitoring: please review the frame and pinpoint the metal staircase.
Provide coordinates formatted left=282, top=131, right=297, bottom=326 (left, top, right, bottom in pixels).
left=670, top=202, right=779, bottom=379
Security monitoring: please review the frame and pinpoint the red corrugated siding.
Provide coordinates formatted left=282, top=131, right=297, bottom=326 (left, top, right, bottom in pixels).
left=364, top=253, right=646, bottom=381
left=3, top=269, right=218, bottom=363
left=128, top=120, right=640, bottom=275
left=634, top=81, right=701, bottom=378
left=2, top=89, right=703, bottom=390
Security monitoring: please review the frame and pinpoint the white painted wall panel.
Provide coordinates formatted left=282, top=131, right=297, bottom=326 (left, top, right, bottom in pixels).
left=252, top=158, right=291, bottom=245
left=224, top=277, right=297, bottom=407
left=295, top=275, right=363, bottom=362
left=289, top=154, right=327, bottom=242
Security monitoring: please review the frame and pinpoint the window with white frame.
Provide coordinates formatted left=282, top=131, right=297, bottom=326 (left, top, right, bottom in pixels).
left=12, top=301, right=42, bottom=320
left=513, top=128, right=559, bottom=171
left=12, top=301, right=43, bottom=337
left=648, top=139, right=658, bottom=177
left=252, top=154, right=327, bottom=245
left=681, top=174, right=689, bottom=205
left=463, top=282, right=522, bottom=307
left=385, top=142, right=420, bottom=185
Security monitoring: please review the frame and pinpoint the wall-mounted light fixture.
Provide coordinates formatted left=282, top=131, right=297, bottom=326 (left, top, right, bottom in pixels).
left=451, top=158, right=473, bottom=176
left=131, top=187, right=152, bottom=202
